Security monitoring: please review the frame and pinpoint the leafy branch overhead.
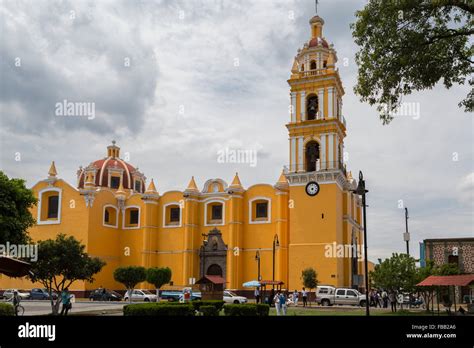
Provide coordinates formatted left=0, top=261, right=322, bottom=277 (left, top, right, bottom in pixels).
left=351, top=0, right=473, bottom=124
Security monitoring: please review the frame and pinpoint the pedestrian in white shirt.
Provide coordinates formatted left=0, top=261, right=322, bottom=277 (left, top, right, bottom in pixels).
left=274, top=291, right=281, bottom=315
left=293, top=290, right=299, bottom=307
left=302, top=287, right=308, bottom=307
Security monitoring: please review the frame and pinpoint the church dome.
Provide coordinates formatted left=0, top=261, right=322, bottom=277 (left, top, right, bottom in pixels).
left=77, top=141, right=145, bottom=192
left=309, top=37, right=329, bottom=48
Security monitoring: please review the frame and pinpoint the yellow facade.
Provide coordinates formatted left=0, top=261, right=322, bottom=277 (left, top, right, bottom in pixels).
left=0, top=15, right=365, bottom=295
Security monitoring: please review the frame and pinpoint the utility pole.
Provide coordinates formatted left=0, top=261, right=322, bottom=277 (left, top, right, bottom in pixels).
left=404, top=207, right=410, bottom=256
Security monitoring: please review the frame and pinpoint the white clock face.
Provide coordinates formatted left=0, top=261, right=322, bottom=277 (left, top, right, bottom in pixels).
left=306, top=182, right=320, bottom=196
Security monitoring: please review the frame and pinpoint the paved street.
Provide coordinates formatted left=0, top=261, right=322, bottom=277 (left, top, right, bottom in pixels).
left=3, top=300, right=126, bottom=316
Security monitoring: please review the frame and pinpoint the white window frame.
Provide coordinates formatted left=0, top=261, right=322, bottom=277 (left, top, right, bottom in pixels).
left=134, top=179, right=142, bottom=193
left=37, top=187, right=62, bottom=225
left=163, top=202, right=182, bottom=228
left=248, top=197, right=271, bottom=224
left=103, top=204, right=118, bottom=229
left=123, top=205, right=141, bottom=230
left=109, top=174, right=122, bottom=189
left=204, top=200, right=225, bottom=226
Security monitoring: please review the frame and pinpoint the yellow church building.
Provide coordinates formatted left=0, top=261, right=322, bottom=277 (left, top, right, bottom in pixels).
left=1, top=14, right=365, bottom=296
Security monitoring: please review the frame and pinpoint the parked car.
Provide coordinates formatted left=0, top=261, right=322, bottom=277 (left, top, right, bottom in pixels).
left=124, top=289, right=157, bottom=302
left=30, top=288, right=58, bottom=300
left=316, top=287, right=366, bottom=307
left=223, top=290, right=247, bottom=304
left=89, top=288, right=123, bottom=301
left=2, top=289, right=30, bottom=300
left=162, top=287, right=201, bottom=302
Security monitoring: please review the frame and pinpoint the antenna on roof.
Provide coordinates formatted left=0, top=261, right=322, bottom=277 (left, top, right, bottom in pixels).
left=315, top=0, right=319, bottom=14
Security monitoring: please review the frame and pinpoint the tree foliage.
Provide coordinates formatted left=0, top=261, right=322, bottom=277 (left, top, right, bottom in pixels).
left=28, top=234, right=105, bottom=315
left=146, top=267, right=172, bottom=300
left=114, top=266, right=147, bottom=303
left=370, top=253, right=419, bottom=292
left=351, top=0, right=473, bottom=124
left=0, top=171, right=37, bottom=245
left=301, top=267, right=319, bottom=306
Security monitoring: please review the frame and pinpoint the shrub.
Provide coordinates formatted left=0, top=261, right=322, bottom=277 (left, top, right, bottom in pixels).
left=192, top=300, right=225, bottom=312
left=0, top=303, right=15, bottom=316
left=200, top=305, right=218, bottom=316
left=123, top=303, right=194, bottom=316
left=255, top=304, right=270, bottom=316
left=223, top=304, right=258, bottom=316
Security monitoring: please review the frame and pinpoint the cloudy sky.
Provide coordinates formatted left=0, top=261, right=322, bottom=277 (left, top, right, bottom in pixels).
left=1, top=0, right=472, bottom=262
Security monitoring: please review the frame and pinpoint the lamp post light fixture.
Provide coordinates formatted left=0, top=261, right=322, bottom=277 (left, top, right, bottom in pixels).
left=255, top=250, right=261, bottom=281
left=272, top=234, right=280, bottom=287
left=404, top=207, right=410, bottom=256
left=352, top=171, right=369, bottom=317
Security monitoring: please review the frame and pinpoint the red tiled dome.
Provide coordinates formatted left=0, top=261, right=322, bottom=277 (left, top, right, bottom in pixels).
left=309, top=37, right=329, bottom=48
left=78, top=157, right=138, bottom=189
left=77, top=142, right=144, bottom=191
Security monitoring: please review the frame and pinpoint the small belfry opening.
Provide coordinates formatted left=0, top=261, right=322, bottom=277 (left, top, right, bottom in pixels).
left=310, top=60, right=317, bottom=70
left=107, top=140, right=120, bottom=158
left=305, top=141, right=320, bottom=172
left=307, top=95, right=319, bottom=120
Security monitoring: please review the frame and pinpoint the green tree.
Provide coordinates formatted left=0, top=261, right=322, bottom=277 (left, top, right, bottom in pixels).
left=0, top=171, right=37, bottom=245
left=370, top=253, right=419, bottom=292
left=114, top=266, right=147, bottom=303
left=28, top=234, right=105, bottom=315
left=301, top=267, right=319, bottom=307
left=351, top=0, right=473, bottom=124
left=146, top=267, right=172, bottom=301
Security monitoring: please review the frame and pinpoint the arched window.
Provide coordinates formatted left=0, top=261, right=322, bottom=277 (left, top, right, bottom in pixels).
left=305, top=141, right=320, bottom=172
left=103, top=205, right=118, bottom=228
left=249, top=197, right=271, bottom=224
left=163, top=203, right=182, bottom=228
left=306, top=95, right=318, bottom=120
left=205, top=201, right=225, bottom=226
left=310, top=60, right=316, bottom=70
left=37, top=188, right=62, bottom=225
left=301, top=64, right=305, bottom=71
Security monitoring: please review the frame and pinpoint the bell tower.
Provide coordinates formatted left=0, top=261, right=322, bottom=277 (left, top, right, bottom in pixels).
left=285, top=13, right=360, bottom=290
left=287, top=14, right=346, bottom=174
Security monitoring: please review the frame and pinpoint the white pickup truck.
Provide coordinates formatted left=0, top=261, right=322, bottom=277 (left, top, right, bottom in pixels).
left=316, top=286, right=366, bottom=307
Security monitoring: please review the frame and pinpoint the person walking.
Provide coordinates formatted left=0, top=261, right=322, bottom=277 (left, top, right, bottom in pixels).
left=12, top=290, right=21, bottom=316
left=60, top=288, right=72, bottom=316
left=302, top=287, right=308, bottom=307
left=389, top=290, right=397, bottom=313
left=376, top=291, right=382, bottom=308
left=274, top=291, right=281, bottom=316
left=280, top=292, right=287, bottom=316
left=254, top=287, right=260, bottom=304
left=293, top=290, right=299, bottom=307
left=382, top=289, right=388, bottom=308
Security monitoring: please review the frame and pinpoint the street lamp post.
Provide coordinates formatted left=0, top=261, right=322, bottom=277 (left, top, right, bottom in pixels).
left=404, top=207, right=410, bottom=256
left=352, top=171, right=369, bottom=316
left=272, top=234, right=280, bottom=287
left=255, top=250, right=261, bottom=281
